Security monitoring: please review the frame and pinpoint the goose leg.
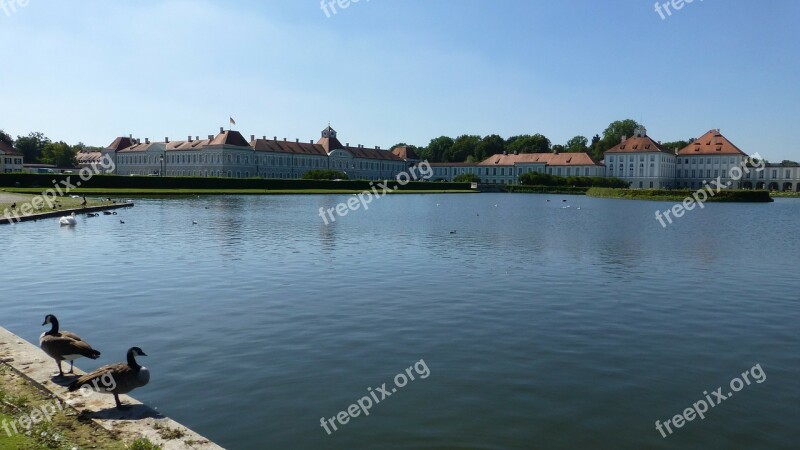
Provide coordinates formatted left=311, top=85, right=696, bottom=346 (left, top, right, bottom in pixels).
left=68, top=361, right=75, bottom=374
left=56, top=360, right=64, bottom=377
left=114, top=394, right=130, bottom=410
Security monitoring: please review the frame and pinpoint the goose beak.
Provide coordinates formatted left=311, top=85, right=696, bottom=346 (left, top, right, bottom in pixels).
left=140, top=351, right=148, bottom=357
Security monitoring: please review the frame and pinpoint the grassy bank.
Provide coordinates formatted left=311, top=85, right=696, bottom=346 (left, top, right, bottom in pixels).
left=0, top=363, right=159, bottom=450
left=0, top=192, right=114, bottom=213
left=770, top=191, right=800, bottom=198
left=505, top=185, right=589, bottom=195
left=586, top=187, right=773, bottom=202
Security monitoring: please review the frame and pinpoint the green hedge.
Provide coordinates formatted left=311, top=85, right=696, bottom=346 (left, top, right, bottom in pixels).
left=506, top=185, right=589, bottom=194
left=0, top=173, right=470, bottom=192
left=519, top=172, right=629, bottom=188
left=586, top=187, right=773, bottom=202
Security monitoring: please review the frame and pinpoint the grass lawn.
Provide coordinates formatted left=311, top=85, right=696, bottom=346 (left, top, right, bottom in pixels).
left=0, top=192, right=114, bottom=216
left=0, top=364, right=129, bottom=450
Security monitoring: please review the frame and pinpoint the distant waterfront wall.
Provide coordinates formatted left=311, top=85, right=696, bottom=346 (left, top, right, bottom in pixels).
left=0, top=174, right=471, bottom=192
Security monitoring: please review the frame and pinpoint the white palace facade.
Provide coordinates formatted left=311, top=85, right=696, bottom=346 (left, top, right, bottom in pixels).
left=71, top=124, right=800, bottom=191
left=85, top=125, right=413, bottom=181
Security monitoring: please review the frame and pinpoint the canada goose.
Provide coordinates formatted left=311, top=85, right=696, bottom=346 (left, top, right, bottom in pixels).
left=192, top=220, right=198, bottom=225
left=59, top=213, right=77, bottom=227
left=103, top=211, right=112, bottom=215
left=40, top=315, right=101, bottom=377
left=68, top=347, right=150, bottom=410
left=10, top=202, right=16, bottom=209
left=119, top=220, right=125, bottom=224
left=80, top=195, right=87, bottom=207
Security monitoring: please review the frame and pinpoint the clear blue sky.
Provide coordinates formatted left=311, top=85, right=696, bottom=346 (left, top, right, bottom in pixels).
left=1, top=0, right=798, bottom=160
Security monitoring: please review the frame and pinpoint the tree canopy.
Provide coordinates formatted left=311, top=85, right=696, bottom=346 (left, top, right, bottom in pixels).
left=41, top=141, right=77, bottom=167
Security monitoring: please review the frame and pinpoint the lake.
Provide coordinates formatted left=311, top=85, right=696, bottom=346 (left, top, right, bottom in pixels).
left=2, top=193, right=798, bottom=449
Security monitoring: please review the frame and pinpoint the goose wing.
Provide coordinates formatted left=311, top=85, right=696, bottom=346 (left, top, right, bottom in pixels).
left=41, top=335, right=100, bottom=360
left=68, top=363, right=133, bottom=392
left=60, top=331, right=84, bottom=342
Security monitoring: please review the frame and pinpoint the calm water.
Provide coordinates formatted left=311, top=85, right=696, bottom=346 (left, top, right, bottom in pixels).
left=2, top=194, right=798, bottom=449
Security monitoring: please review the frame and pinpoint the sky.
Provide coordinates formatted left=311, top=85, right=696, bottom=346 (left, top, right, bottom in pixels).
left=0, top=0, right=798, bottom=160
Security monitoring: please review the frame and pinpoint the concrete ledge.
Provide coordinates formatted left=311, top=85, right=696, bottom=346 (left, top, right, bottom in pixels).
left=0, top=326, right=224, bottom=450
left=0, top=202, right=134, bottom=225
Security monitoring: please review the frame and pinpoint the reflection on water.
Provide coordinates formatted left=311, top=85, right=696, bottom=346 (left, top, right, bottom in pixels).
left=1, top=194, right=799, bottom=450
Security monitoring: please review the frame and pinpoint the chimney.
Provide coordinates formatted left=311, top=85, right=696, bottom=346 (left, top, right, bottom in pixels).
left=621, top=135, right=627, bottom=143
left=220, top=127, right=224, bottom=134
left=514, top=150, right=519, bottom=155
left=196, top=136, right=200, bottom=141
left=283, top=138, right=287, bottom=141
left=273, top=136, right=277, bottom=141
left=503, top=151, right=508, bottom=155
left=375, top=146, right=380, bottom=150
left=296, top=138, right=299, bottom=143
left=165, top=137, right=169, bottom=143
left=208, top=135, right=213, bottom=140
left=310, top=140, right=314, bottom=144
left=188, top=135, right=193, bottom=142
left=251, top=135, right=255, bottom=141
left=263, top=136, right=267, bottom=140
left=129, top=134, right=133, bottom=139
left=346, top=143, right=350, bottom=147
left=145, top=138, right=150, bottom=144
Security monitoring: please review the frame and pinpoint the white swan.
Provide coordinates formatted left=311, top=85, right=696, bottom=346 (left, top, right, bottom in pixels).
left=59, top=213, right=77, bottom=227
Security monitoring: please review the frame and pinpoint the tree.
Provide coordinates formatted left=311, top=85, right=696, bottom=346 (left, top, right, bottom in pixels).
left=15, top=132, right=51, bottom=163
left=0, top=129, right=13, bottom=147
left=661, top=140, right=689, bottom=153
left=507, top=134, right=551, bottom=154
left=566, top=136, right=589, bottom=153
left=424, top=136, right=454, bottom=163
left=454, top=173, right=480, bottom=183
left=445, top=135, right=481, bottom=162
left=589, top=134, right=603, bottom=161
left=41, top=141, right=77, bottom=167
left=599, top=119, right=641, bottom=152
left=475, top=134, right=505, bottom=161
left=73, top=142, right=105, bottom=153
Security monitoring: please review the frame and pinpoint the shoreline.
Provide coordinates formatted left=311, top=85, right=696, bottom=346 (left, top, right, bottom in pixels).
left=0, top=202, right=134, bottom=225
left=0, top=326, right=224, bottom=450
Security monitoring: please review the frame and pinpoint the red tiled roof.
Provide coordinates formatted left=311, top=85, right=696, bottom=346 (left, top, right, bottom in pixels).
left=605, top=135, right=673, bottom=155
left=429, top=162, right=486, bottom=167
left=252, top=139, right=328, bottom=156
left=344, top=146, right=404, bottom=161
left=105, top=137, right=135, bottom=152
left=392, top=146, right=420, bottom=160
left=208, top=130, right=250, bottom=147
left=317, top=136, right=345, bottom=152
left=76, top=152, right=103, bottom=163
left=0, top=140, right=22, bottom=156
left=677, top=130, right=747, bottom=156
left=480, top=152, right=599, bottom=166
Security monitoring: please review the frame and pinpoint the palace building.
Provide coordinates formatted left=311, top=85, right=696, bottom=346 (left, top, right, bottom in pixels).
left=99, top=125, right=413, bottom=180
left=76, top=123, right=800, bottom=191
left=431, top=152, right=604, bottom=185
left=0, top=140, right=24, bottom=173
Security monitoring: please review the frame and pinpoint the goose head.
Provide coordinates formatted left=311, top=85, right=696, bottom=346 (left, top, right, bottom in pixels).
left=42, top=314, right=60, bottom=331
left=127, top=347, right=148, bottom=369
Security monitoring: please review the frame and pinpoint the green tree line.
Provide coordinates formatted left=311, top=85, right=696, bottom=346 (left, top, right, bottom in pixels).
left=391, top=119, right=702, bottom=163
left=0, top=129, right=103, bottom=167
